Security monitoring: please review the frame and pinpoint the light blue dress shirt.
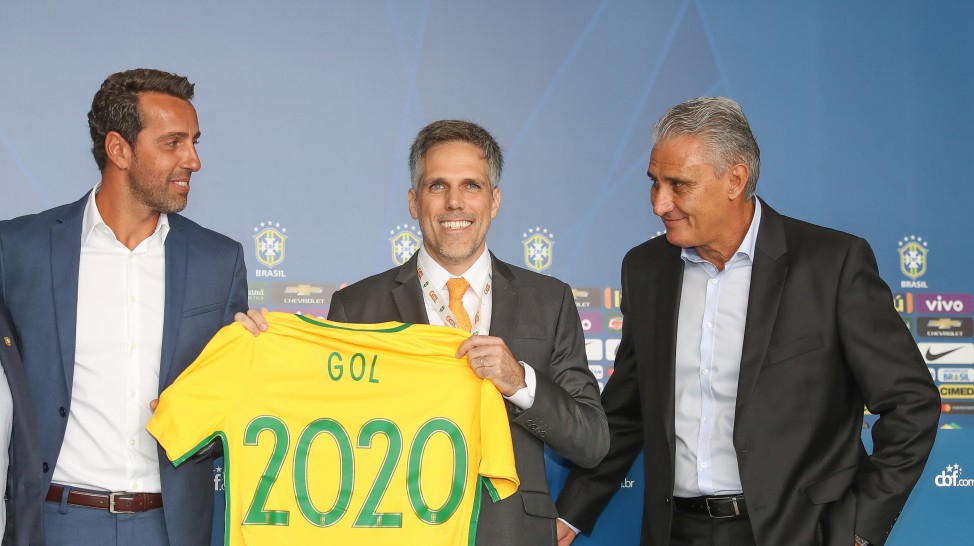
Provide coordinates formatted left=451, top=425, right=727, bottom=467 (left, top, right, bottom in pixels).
left=673, top=199, right=762, bottom=497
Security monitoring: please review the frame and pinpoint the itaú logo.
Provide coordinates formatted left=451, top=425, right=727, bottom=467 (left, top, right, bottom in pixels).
left=934, top=464, right=974, bottom=487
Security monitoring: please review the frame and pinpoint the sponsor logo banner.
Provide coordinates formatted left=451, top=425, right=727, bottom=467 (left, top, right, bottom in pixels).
left=272, top=283, right=338, bottom=306
left=939, top=384, right=974, bottom=399
left=901, top=315, right=913, bottom=333
left=578, top=311, right=602, bottom=334
left=572, top=287, right=601, bottom=309
left=934, top=464, right=974, bottom=487
left=893, top=293, right=913, bottom=314
left=605, top=339, right=621, bottom=361
left=588, top=365, right=604, bottom=380
left=248, top=283, right=269, bottom=306
left=942, top=402, right=974, bottom=414
left=605, top=312, right=623, bottom=333
left=938, top=368, right=974, bottom=383
left=916, top=293, right=972, bottom=315
left=917, top=317, right=973, bottom=338
left=604, top=288, right=621, bottom=309
left=918, top=342, right=974, bottom=364
left=584, top=339, right=603, bottom=361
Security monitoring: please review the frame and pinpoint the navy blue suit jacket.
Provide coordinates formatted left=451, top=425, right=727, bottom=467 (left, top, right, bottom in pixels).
left=0, top=192, right=248, bottom=545
left=0, top=300, right=44, bottom=546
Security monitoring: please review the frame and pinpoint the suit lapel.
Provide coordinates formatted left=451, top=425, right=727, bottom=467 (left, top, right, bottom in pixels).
left=487, top=255, right=517, bottom=340
left=736, top=200, right=788, bottom=414
left=652, top=241, right=684, bottom=465
left=160, top=216, right=188, bottom=390
left=51, top=196, right=86, bottom=392
left=392, top=253, right=429, bottom=324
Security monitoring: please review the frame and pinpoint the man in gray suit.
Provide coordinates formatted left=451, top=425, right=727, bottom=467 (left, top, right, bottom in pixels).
left=240, top=120, right=608, bottom=545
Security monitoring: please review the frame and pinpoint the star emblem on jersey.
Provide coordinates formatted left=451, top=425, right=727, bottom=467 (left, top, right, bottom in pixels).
left=389, top=224, right=420, bottom=266
left=522, top=227, right=554, bottom=272
left=254, top=221, right=288, bottom=269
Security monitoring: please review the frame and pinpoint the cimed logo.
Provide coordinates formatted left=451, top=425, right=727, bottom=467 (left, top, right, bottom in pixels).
left=390, top=224, right=420, bottom=266
left=254, top=221, right=287, bottom=268
left=523, top=227, right=554, bottom=272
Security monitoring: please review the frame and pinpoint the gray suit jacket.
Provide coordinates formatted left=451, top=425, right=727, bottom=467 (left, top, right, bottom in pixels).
left=0, top=193, right=248, bottom=545
left=328, top=252, right=609, bottom=546
left=556, top=200, right=940, bottom=546
left=0, top=301, right=43, bottom=546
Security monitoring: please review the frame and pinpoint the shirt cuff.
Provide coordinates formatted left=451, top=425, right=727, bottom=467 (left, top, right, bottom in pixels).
left=558, top=517, right=581, bottom=535
left=503, top=361, right=536, bottom=410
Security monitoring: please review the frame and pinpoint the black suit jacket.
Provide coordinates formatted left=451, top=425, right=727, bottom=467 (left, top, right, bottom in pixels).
left=328, top=252, right=609, bottom=546
left=556, top=200, right=940, bottom=546
left=0, top=301, right=43, bottom=546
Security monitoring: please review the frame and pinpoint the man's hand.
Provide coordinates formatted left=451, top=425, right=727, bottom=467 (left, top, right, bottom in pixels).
left=456, top=335, right=526, bottom=396
left=235, top=308, right=269, bottom=336
left=556, top=520, right=577, bottom=546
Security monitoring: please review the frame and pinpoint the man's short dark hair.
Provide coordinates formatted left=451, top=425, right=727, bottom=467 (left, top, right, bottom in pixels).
left=408, top=120, right=503, bottom=191
left=87, top=68, right=195, bottom=171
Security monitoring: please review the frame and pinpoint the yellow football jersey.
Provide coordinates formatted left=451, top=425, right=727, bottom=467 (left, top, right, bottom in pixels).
left=147, top=312, right=519, bottom=545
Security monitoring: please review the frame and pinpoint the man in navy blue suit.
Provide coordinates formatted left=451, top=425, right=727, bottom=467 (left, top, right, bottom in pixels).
left=0, top=69, right=247, bottom=545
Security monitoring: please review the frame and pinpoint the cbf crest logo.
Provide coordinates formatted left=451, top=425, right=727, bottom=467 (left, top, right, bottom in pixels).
left=898, top=235, right=928, bottom=288
left=523, top=227, right=554, bottom=272
left=253, top=221, right=288, bottom=277
left=389, top=224, right=420, bottom=266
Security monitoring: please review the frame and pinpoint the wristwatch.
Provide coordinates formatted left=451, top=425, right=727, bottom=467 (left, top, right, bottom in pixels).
left=855, top=535, right=870, bottom=546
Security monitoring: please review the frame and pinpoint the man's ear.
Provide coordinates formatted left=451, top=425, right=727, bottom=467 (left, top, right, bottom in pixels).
left=726, top=162, right=749, bottom=200
left=104, top=131, right=133, bottom=170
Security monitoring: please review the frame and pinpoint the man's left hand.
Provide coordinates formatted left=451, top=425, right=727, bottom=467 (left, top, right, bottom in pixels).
left=456, top=335, right=526, bottom=396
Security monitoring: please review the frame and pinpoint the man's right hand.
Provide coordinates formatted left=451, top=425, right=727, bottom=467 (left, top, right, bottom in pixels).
left=556, top=520, right=577, bottom=546
left=235, top=308, right=269, bottom=336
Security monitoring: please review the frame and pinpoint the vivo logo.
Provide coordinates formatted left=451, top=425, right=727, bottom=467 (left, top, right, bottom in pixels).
left=917, top=294, right=972, bottom=315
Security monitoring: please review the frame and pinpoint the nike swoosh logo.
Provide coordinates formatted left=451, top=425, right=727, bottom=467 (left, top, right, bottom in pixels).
left=926, top=346, right=964, bottom=361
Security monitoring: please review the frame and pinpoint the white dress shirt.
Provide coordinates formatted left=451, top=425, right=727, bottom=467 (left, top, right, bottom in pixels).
left=0, top=362, right=13, bottom=535
left=673, top=199, right=762, bottom=497
left=417, top=246, right=536, bottom=409
left=52, top=186, right=167, bottom=493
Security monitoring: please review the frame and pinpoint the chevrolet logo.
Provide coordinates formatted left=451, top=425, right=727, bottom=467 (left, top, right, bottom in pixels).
left=926, top=318, right=962, bottom=330
left=284, top=285, right=323, bottom=296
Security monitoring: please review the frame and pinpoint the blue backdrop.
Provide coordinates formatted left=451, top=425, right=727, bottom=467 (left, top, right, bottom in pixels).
left=2, top=1, right=972, bottom=543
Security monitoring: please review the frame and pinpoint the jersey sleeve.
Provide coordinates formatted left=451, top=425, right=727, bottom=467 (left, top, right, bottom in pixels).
left=477, top=380, right=520, bottom=502
left=147, top=322, right=252, bottom=465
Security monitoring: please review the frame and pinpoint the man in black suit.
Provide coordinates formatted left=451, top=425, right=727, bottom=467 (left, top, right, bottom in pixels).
left=1, top=299, right=44, bottom=545
left=555, top=97, right=939, bottom=546
left=240, top=120, right=608, bottom=545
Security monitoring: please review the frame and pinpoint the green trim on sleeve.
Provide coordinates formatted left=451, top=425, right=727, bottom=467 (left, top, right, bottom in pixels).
left=482, top=477, right=501, bottom=503
left=172, top=432, right=226, bottom=467
left=469, top=476, right=485, bottom=546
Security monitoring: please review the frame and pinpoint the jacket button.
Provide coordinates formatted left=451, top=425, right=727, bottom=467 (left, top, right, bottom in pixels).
left=42, top=462, right=49, bottom=473
left=665, top=496, right=671, bottom=505
left=59, top=407, right=67, bottom=417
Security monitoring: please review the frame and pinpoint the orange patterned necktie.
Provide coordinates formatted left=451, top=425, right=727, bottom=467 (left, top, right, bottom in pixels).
left=446, top=277, right=472, bottom=332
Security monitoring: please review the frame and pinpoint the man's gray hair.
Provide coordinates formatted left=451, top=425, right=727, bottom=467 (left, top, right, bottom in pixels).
left=409, top=120, right=503, bottom=191
left=652, top=97, right=760, bottom=199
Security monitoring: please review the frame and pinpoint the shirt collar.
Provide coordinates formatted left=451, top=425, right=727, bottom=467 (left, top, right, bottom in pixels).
left=417, top=245, right=491, bottom=293
left=681, top=197, right=762, bottom=266
left=81, top=183, right=170, bottom=247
